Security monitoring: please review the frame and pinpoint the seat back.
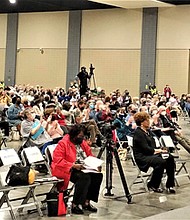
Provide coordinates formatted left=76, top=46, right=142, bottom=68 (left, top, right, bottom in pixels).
left=114, top=130, right=128, bottom=160
left=127, top=135, right=133, bottom=147
left=0, top=148, right=21, bottom=186
left=153, top=136, right=161, bottom=148
left=44, top=144, right=57, bottom=165
left=21, top=146, right=44, bottom=165
left=0, top=148, right=21, bottom=166
left=126, top=135, right=136, bottom=166
left=21, top=146, right=51, bottom=175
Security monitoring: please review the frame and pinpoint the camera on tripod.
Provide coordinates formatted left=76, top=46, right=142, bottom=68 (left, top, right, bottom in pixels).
left=97, top=122, right=132, bottom=203
left=101, top=123, right=114, bottom=140
left=89, top=64, right=95, bottom=75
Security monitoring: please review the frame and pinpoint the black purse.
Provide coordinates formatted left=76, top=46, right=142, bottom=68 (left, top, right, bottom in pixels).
left=6, top=164, right=30, bottom=186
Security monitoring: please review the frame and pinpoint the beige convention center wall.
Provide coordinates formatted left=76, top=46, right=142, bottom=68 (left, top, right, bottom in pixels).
left=16, top=48, right=67, bottom=88
left=16, top=12, right=68, bottom=88
left=80, top=49, right=140, bottom=96
left=12, top=7, right=190, bottom=94
left=0, top=14, right=7, bottom=82
left=80, top=9, right=142, bottom=96
left=156, top=50, right=189, bottom=96
left=157, top=7, right=190, bottom=49
left=156, top=6, right=190, bottom=95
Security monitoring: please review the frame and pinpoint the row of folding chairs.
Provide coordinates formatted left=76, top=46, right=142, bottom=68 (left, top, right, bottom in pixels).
left=127, top=135, right=190, bottom=194
left=0, top=146, right=63, bottom=220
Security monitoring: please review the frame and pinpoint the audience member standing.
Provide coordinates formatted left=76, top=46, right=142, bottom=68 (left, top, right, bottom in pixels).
left=164, top=85, right=172, bottom=102
left=77, top=66, right=92, bottom=97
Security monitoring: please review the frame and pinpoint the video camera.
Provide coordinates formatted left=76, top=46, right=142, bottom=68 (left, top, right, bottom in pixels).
left=101, top=123, right=116, bottom=140
left=89, top=64, right=95, bottom=75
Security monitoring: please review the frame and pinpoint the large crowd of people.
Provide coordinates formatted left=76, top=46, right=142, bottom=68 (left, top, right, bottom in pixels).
left=1, top=82, right=190, bottom=213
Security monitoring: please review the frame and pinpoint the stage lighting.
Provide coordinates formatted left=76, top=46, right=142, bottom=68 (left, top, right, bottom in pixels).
left=9, top=0, right=16, bottom=4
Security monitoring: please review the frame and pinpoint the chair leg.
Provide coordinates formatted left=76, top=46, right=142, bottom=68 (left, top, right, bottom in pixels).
left=5, top=192, right=17, bottom=220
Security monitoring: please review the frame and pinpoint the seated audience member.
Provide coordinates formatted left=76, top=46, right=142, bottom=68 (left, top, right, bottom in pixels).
left=0, top=104, right=10, bottom=138
left=21, top=97, right=31, bottom=109
left=88, top=102, right=98, bottom=122
left=96, top=104, right=112, bottom=122
left=179, top=94, right=187, bottom=113
left=21, top=108, right=52, bottom=149
left=185, top=95, right=190, bottom=117
left=7, top=96, right=24, bottom=132
left=125, top=104, right=137, bottom=129
left=55, top=106, right=68, bottom=133
left=31, top=97, right=44, bottom=119
left=43, top=110, right=64, bottom=140
left=0, top=87, right=12, bottom=107
left=51, top=124, right=103, bottom=214
left=109, top=95, right=120, bottom=111
left=150, top=105, right=177, bottom=143
left=133, top=112, right=176, bottom=193
left=156, top=105, right=190, bottom=154
left=62, top=101, right=75, bottom=126
left=113, top=108, right=134, bottom=141
left=122, top=90, right=132, bottom=108
left=73, top=100, right=104, bottom=148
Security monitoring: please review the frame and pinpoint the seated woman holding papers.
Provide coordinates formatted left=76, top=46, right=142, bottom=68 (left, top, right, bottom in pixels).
left=133, top=111, right=176, bottom=194
left=51, top=124, right=103, bottom=215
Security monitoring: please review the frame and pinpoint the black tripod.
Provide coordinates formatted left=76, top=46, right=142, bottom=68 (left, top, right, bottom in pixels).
left=88, top=64, right=97, bottom=92
left=97, top=137, right=132, bottom=204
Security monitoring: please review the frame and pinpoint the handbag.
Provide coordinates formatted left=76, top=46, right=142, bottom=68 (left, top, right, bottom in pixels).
left=6, top=164, right=30, bottom=186
left=12, top=130, right=20, bottom=141
left=46, top=191, right=66, bottom=216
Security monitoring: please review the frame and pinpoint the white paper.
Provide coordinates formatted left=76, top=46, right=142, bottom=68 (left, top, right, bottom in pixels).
left=159, top=196, right=167, bottom=203
left=83, top=156, right=104, bottom=171
left=82, top=169, right=99, bottom=173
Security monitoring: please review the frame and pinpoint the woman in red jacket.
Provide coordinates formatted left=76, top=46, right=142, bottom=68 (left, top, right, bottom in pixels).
left=51, top=124, right=103, bottom=215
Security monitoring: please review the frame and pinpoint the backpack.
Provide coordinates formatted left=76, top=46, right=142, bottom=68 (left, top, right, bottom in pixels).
left=6, top=164, right=30, bottom=186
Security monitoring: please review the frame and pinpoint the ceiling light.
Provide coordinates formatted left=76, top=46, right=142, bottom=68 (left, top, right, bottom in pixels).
left=9, top=0, right=16, bottom=4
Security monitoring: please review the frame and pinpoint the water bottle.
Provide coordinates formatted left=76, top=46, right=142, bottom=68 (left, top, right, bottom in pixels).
left=0, top=129, right=3, bottom=138
left=0, top=130, right=3, bottom=143
left=66, top=201, right=72, bottom=216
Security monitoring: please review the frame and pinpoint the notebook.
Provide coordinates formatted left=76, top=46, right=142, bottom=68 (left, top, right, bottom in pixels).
left=31, top=120, right=45, bottom=140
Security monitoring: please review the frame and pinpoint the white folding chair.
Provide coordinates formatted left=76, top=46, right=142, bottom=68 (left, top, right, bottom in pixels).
left=114, top=130, right=128, bottom=161
left=160, top=135, right=190, bottom=186
left=44, top=144, right=57, bottom=166
left=126, top=136, right=152, bottom=193
left=153, top=136, right=161, bottom=148
left=0, top=148, right=44, bottom=220
left=21, top=146, right=51, bottom=175
left=0, top=148, right=21, bottom=186
left=0, top=129, right=8, bottom=149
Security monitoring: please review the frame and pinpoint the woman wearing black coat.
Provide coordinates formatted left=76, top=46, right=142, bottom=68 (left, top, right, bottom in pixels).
left=133, top=112, right=176, bottom=193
